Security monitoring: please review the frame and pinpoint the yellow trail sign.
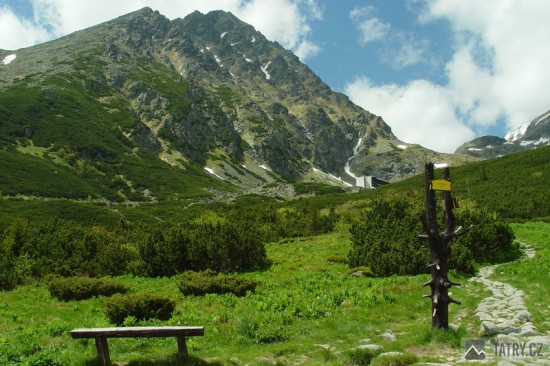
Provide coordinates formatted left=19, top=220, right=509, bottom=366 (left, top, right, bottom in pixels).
left=430, top=179, right=452, bottom=192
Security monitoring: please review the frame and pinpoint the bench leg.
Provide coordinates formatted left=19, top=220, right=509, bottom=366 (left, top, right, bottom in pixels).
left=176, top=335, right=188, bottom=359
left=95, top=336, right=111, bottom=366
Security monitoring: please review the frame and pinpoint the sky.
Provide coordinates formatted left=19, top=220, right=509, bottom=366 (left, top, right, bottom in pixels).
left=1, top=0, right=549, bottom=153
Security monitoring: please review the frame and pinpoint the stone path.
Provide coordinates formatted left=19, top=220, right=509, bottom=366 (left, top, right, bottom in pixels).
left=323, top=243, right=548, bottom=366
left=449, top=243, right=550, bottom=365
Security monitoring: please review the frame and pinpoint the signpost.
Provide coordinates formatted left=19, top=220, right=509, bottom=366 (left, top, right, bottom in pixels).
left=430, top=179, right=452, bottom=192
left=420, top=163, right=472, bottom=329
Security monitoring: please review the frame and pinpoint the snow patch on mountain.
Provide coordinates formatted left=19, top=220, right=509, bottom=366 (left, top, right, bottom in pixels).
left=344, top=137, right=363, bottom=180
left=2, top=54, right=16, bottom=65
left=535, top=112, right=550, bottom=125
left=261, top=62, right=271, bottom=80
left=505, top=111, right=550, bottom=142
left=310, top=167, right=351, bottom=186
left=240, top=53, right=253, bottom=62
left=327, top=173, right=353, bottom=187
left=505, top=122, right=530, bottom=142
left=520, top=137, right=550, bottom=146
left=204, top=167, right=224, bottom=180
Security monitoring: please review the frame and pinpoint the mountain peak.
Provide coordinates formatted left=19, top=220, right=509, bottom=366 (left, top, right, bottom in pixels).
left=0, top=7, right=454, bottom=200
left=177, top=9, right=259, bottom=44
left=134, top=6, right=155, bottom=15
left=183, top=9, right=241, bottom=21
left=456, top=109, right=550, bottom=158
left=505, top=110, right=550, bottom=142
left=110, top=6, right=166, bottom=24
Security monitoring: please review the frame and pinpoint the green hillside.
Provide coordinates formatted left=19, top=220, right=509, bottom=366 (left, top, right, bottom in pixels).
left=379, top=145, right=550, bottom=221
left=0, top=74, right=233, bottom=203
left=1, top=144, right=548, bottom=229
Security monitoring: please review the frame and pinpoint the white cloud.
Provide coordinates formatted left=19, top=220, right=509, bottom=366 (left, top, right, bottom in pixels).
left=349, top=6, right=390, bottom=46
left=350, top=5, right=429, bottom=69
left=0, top=6, right=50, bottom=49
left=356, top=18, right=391, bottom=46
left=237, top=0, right=321, bottom=60
left=445, top=43, right=502, bottom=127
left=345, top=76, right=475, bottom=153
left=386, top=35, right=430, bottom=69
left=346, top=0, right=550, bottom=152
left=1, top=0, right=321, bottom=60
left=423, top=0, right=550, bottom=131
left=293, top=39, right=321, bottom=61
left=303, top=0, right=324, bottom=21
left=349, top=5, right=376, bottom=20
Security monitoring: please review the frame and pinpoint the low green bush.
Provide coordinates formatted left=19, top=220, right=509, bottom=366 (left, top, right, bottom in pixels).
left=45, top=275, right=128, bottom=301
left=348, top=198, right=518, bottom=276
left=103, top=293, right=175, bottom=325
left=370, top=352, right=418, bottom=366
left=178, top=270, right=257, bottom=296
left=326, top=255, right=347, bottom=264
left=138, top=221, right=267, bottom=276
left=344, top=347, right=381, bottom=365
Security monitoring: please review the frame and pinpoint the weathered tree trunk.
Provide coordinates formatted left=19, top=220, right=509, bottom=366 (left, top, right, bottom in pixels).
left=420, top=163, right=470, bottom=329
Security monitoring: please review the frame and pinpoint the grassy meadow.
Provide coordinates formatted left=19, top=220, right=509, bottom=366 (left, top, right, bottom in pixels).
left=5, top=223, right=538, bottom=365
left=492, top=222, right=550, bottom=336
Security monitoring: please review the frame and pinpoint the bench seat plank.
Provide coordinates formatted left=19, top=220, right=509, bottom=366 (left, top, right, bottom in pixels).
left=70, top=326, right=204, bottom=366
left=70, top=326, right=204, bottom=338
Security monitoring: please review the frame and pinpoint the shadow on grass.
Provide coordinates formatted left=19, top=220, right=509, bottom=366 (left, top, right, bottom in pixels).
left=83, top=355, right=223, bottom=366
left=419, top=326, right=467, bottom=348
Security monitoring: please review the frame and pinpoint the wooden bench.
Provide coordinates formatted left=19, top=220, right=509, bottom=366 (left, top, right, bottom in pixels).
left=70, top=326, right=204, bottom=365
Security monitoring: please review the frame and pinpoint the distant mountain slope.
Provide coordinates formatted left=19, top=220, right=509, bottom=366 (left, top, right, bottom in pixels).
left=505, top=110, right=550, bottom=144
left=386, top=145, right=550, bottom=220
left=0, top=7, right=466, bottom=203
left=456, top=110, right=550, bottom=159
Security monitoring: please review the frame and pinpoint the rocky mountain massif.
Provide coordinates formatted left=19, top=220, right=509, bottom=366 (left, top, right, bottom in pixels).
left=1, top=7, right=480, bottom=202
left=456, top=110, right=550, bottom=159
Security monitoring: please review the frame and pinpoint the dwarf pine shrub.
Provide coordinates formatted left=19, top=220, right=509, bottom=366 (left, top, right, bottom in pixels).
left=348, top=197, right=517, bottom=276
left=103, top=293, right=175, bottom=325
left=178, top=269, right=257, bottom=296
left=45, top=275, right=128, bottom=301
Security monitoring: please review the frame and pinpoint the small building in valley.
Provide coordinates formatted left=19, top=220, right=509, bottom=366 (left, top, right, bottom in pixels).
left=356, top=176, right=389, bottom=189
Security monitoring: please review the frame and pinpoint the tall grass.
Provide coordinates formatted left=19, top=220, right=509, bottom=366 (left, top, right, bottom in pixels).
left=493, top=222, right=550, bottom=334
left=0, top=232, right=483, bottom=365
